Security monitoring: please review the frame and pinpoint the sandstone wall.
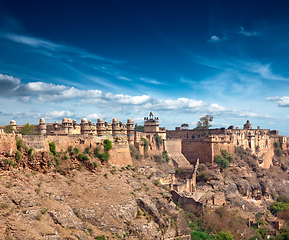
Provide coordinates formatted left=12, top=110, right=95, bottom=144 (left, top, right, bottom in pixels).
left=20, top=135, right=132, bottom=167
left=181, top=140, right=213, bottom=164
left=109, top=144, right=133, bottom=166
left=0, top=132, right=17, bottom=154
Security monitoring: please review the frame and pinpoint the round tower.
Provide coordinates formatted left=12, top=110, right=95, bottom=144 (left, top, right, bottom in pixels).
left=62, top=117, right=68, bottom=133
left=127, top=118, right=134, bottom=143
left=39, top=118, right=47, bottom=135
left=10, top=120, right=17, bottom=131
left=67, top=118, right=73, bottom=134
left=81, top=118, right=90, bottom=134
left=112, top=118, right=120, bottom=137
left=97, top=118, right=104, bottom=136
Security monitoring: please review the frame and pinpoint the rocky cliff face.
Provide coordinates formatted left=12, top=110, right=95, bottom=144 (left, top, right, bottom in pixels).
left=0, top=146, right=191, bottom=240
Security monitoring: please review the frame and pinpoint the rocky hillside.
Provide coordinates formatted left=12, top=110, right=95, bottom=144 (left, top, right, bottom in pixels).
left=0, top=143, right=191, bottom=240
left=1, top=140, right=289, bottom=240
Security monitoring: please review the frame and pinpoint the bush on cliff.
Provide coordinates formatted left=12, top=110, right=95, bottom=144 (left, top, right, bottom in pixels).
left=49, top=142, right=56, bottom=155
left=154, top=134, right=163, bottom=149
left=104, top=139, right=112, bottom=152
left=19, top=123, right=35, bottom=135
left=141, top=138, right=149, bottom=153
left=4, top=125, right=13, bottom=134
left=214, top=155, right=229, bottom=170
left=197, top=172, right=210, bottom=182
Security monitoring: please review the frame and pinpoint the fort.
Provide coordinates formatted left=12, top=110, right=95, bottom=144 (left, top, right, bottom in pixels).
left=0, top=112, right=288, bottom=197
left=1, top=113, right=288, bottom=169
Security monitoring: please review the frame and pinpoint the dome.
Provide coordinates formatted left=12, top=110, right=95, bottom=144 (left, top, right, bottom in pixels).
left=10, top=120, right=16, bottom=125
left=62, top=117, right=68, bottom=123
left=97, top=118, right=103, bottom=123
left=67, top=118, right=72, bottom=123
left=127, top=118, right=133, bottom=123
left=39, top=118, right=45, bottom=124
left=81, top=118, right=88, bottom=123
left=54, top=121, right=58, bottom=124
left=88, top=120, right=92, bottom=124
left=73, top=119, right=77, bottom=123
left=112, top=117, right=118, bottom=123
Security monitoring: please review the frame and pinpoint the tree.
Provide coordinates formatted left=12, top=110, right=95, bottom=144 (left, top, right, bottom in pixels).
left=19, top=123, right=35, bottom=135
left=194, top=115, right=213, bottom=130
left=4, top=125, right=13, bottom=134
left=134, top=125, right=144, bottom=132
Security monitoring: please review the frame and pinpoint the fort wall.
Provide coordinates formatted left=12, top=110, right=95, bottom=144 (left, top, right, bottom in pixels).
left=0, top=134, right=132, bottom=166
left=181, top=139, right=213, bottom=164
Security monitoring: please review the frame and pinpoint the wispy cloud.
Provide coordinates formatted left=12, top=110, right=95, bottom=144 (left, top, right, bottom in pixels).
left=1, top=32, right=123, bottom=64
left=237, top=26, right=258, bottom=36
left=266, top=96, right=289, bottom=107
left=246, top=62, right=289, bottom=81
left=35, top=111, right=74, bottom=119
left=207, top=35, right=221, bottom=43
left=140, top=77, right=166, bottom=85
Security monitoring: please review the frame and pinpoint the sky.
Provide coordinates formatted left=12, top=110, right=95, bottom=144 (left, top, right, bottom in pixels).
left=0, top=0, right=288, bottom=135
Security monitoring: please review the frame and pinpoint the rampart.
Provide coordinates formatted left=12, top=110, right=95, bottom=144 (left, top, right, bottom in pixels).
left=0, top=133, right=132, bottom=166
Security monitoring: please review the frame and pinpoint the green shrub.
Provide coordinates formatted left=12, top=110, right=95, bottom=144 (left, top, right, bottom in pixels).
left=99, top=152, right=110, bottom=163
left=15, top=136, right=24, bottom=151
left=258, top=228, right=267, bottom=237
left=63, top=155, right=68, bottom=160
left=73, top=147, right=79, bottom=154
left=220, top=149, right=234, bottom=162
left=95, top=235, right=106, bottom=240
left=154, top=155, right=164, bottom=163
left=162, top=150, right=169, bottom=162
left=83, top=155, right=89, bottom=160
left=54, top=157, right=60, bottom=165
left=94, top=146, right=100, bottom=157
left=49, top=142, right=56, bottom=155
left=15, top=150, right=22, bottom=160
left=19, top=123, right=35, bottom=135
left=197, top=172, right=210, bottom=182
left=4, top=125, right=13, bottom=134
left=215, top=230, right=234, bottom=240
left=104, top=139, right=112, bottom=152
left=129, top=145, right=142, bottom=160
left=274, top=141, right=281, bottom=148
left=154, top=134, right=163, bottom=149
left=270, top=201, right=289, bottom=215
left=275, top=147, right=283, bottom=157
left=141, top=138, right=149, bottom=153
left=6, top=159, right=16, bottom=168
left=214, top=155, right=229, bottom=170
left=68, top=145, right=73, bottom=153
left=93, top=161, right=98, bottom=168
left=78, top=153, right=84, bottom=161
left=83, top=146, right=90, bottom=154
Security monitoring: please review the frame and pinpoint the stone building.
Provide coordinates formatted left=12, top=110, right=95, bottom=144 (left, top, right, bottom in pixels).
left=167, top=120, right=287, bottom=169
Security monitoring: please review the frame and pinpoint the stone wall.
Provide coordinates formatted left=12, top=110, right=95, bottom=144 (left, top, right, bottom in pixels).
left=15, top=135, right=132, bottom=167
left=181, top=139, right=213, bottom=164
left=0, top=132, right=17, bottom=154
left=171, top=190, right=203, bottom=216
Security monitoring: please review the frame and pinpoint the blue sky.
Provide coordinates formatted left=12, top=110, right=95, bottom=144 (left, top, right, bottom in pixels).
left=0, top=0, right=289, bottom=135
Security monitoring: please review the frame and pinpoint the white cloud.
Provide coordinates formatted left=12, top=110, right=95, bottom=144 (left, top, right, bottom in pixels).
left=207, top=35, right=221, bottom=43
left=266, top=96, right=289, bottom=107
left=140, top=77, right=165, bottom=85
left=39, top=111, right=74, bottom=119
left=247, top=62, right=289, bottom=81
left=237, top=26, right=258, bottom=36
left=238, top=112, right=274, bottom=119
left=3, top=33, right=61, bottom=50
left=86, top=113, right=100, bottom=120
